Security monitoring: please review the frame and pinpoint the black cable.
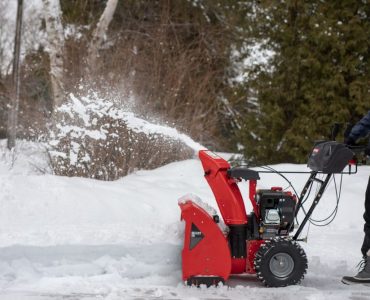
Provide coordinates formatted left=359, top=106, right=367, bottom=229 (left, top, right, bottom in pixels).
left=311, top=174, right=342, bottom=226
left=299, top=173, right=343, bottom=226
left=300, top=181, right=314, bottom=206
left=250, top=164, right=343, bottom=229
left=311, top=175, right=340, bottom=224
left=308, top=175, right=337, bottom=222
left=294, top=180, right=315, bottom=226
left=257, top=165, right=304, bottom=229
left=258, top=165, right=300, bottom=199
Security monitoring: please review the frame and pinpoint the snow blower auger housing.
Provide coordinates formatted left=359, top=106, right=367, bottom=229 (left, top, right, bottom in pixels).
left=179, top=141, right=356, bottom=287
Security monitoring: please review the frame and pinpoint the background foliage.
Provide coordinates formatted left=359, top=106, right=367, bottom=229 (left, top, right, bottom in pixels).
left=238, top=0, right=370, bottom=163
left=0, top=0, right=369, bottom=168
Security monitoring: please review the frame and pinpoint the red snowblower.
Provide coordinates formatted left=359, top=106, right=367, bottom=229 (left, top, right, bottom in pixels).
left=179, top=139, right=362, bottom=287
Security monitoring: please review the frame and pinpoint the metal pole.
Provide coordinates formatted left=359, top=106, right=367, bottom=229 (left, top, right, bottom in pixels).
left=293, top=173, right=332, bottom=240
left=294, top=172, right=317, bottom=218
left=7, top=0, right=23, bottom=149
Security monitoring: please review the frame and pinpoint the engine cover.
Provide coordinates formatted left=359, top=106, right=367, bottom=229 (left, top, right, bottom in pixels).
left=256, top=188, right=296, bottom=238
left=307, top=141, right=354, bottom=174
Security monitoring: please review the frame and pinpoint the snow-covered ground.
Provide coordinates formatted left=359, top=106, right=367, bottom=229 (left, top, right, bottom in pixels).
left=0, top=141, right=369, bottom=299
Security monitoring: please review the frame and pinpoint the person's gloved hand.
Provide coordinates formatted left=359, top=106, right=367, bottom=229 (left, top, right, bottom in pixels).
left=344, top=136, right=356, bottom=146
left=365, top=146, right=370, bottom=157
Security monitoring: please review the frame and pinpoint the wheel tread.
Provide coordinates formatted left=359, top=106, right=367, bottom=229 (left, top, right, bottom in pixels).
left=254, top=238, right=308, bottom=287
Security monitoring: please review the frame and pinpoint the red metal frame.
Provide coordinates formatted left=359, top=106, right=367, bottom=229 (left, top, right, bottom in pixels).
left=179, top=150, right=265, bottom=283
left=249, top=179, right=259, bottom=219
left=179, top=200, right=232, bottom=281
left=198, top=151, right=248, bottom=225
left=246, top=240, right=265, bottom=273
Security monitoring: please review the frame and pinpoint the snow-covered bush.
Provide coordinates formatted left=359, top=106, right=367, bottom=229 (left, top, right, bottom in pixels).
left=49, top=92, right=194, bottom=180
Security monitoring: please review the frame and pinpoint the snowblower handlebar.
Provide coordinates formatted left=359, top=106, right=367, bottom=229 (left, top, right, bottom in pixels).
left=347, top=145, right=367, bottom=155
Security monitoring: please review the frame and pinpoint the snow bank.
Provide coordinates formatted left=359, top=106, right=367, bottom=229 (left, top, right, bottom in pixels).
left=0, top=140, right=50, bottom=175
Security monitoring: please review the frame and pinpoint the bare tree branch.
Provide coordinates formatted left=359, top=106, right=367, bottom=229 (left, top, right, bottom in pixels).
left=87, top=0, right=118, bottom=73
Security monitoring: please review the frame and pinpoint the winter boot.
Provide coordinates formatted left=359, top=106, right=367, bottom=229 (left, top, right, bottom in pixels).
left=342, top=252, right=370, bottom=285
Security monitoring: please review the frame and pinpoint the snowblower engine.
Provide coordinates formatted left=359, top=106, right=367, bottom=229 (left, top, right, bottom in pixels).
left=254, top=188, right=296, bottom=239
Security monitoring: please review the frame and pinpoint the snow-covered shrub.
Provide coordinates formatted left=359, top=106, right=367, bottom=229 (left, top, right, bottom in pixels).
left=49, top=92, right=194, bottom=180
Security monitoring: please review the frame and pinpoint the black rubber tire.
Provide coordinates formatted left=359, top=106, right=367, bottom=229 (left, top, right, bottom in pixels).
left=254, top=238, right=308, bottom=287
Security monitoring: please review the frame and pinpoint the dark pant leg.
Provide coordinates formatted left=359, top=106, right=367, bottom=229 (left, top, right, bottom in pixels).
left=361, top=176, right=370, bottom=256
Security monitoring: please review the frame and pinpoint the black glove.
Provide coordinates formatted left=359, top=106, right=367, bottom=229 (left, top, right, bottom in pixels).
left=344, top=136, right=356, bottom=146
left=365, top=146, right=370, bottom=157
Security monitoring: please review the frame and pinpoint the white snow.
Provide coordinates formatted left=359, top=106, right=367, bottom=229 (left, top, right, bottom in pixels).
left=0, top=140, right=51, bottom=175
left=231, top=42, right=275, bottom=83
left=55, top=92, right=205, bottom=153
left=0, top=141, right=369, bottom=299
left=178, top=193, right=217, bottom=217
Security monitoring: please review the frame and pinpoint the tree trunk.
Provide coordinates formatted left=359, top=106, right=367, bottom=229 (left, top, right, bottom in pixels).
left=7, top=0, right=23, bottom=150
left=87, top=0, right=118, bottom=74
left=42, top=0, right=65, bottom=111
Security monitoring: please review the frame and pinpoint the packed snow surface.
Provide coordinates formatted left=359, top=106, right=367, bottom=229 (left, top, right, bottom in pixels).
left=0, top=141, right=369, bottom=299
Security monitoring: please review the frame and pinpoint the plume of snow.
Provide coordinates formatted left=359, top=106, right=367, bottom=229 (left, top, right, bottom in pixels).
left=54, top=91, right=205, bottom=153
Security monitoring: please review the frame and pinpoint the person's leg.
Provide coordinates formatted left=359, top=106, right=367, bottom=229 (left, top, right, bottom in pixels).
left=342, top=176, right=370, bottom=284
left=361, top=176, right=370, bottom=257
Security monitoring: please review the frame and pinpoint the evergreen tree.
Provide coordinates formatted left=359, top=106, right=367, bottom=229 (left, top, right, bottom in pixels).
left=237, top=0, right=370, bottom=164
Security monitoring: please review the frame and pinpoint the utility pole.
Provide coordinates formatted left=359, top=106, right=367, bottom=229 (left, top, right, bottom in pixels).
left=7, top=0, right=23, bottom=149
